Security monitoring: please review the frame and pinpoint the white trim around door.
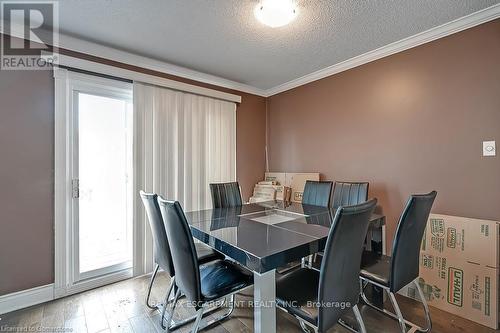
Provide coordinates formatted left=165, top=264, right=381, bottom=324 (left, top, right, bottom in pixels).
left=53, top=68, right=140, bottom=298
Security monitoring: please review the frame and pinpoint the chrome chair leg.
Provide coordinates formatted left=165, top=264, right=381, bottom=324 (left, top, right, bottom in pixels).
left=338, top=304, right=367, bottom=333
left=388, top=291, right=407, bottom=333
left=162, top=277, right=175, bottom=309
left=359, top=279, right=373, bottom=306
left=307, top=254, right=314, bottom=268
left=165, top=295, right=233, bottom=330
left=338, top=310, right=365, bottom=333
left=162, top=287, right=180, bottom=330
left=298, top=319, right=315, bottom=333
left=146, top=264, right=160, bottom=309
left=163, top=292, right=240, bottom=331
left=353, top=305, right=367, bottom=333
left=414, top=279, right=432, bottom=332
left=360, top=277, right=431, bottom=333
left=149, top=273, right=202, bottom=331
left=158, top=276, right=198, bottom=330
left=299, top=255, right=315, bottom=269
left=195, top=293, right=236, bottom=330
left=360, top=278, right=406, bottom=332
left=226, top=294, right=236, bottom=317
left=191, top=308, right=204, bottom=333
left=298, top=254, right=321, bottom=272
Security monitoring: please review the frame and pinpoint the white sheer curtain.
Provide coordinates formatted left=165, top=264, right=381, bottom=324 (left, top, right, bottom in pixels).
left=134, top=82, right=236, bottom=211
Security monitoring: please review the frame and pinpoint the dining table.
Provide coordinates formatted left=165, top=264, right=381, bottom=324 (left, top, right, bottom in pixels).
left=184, top=200, right=385, bottom=333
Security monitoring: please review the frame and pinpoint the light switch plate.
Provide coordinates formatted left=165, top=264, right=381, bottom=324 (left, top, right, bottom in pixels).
left=483, top=141, right=496, bottom=156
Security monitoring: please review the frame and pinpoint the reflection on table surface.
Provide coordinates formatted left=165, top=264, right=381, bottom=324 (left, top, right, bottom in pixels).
left=184, top=200, right=385, bottom=273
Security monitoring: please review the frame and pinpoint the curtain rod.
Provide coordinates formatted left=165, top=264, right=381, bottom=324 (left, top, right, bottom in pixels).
left=59, top=65, right=133, bottom=84
left=53, top=54, right=242, bottom=104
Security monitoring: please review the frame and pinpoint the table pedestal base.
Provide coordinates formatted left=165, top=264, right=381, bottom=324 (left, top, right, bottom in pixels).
left=253, top=269, right=276, bottom=333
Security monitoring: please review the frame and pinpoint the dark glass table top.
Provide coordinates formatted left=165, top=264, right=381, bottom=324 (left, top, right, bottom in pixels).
left=185, top=200, right=385, bottom=273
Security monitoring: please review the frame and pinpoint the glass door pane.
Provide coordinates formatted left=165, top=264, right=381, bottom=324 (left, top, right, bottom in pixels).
left=77, top=91, right=133, bottom=278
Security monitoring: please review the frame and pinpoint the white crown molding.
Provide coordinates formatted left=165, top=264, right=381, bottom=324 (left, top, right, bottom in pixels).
left=265, top=4, right=500, bottom=96
left=2, top=4, right=500, bottom=98
left=56, top=33, right=268, bottom=97
left=0, top=20, right=266, bottom=97
left=0, top=284, right=54, bottom=315
left=53, top=54, right=242, bottom=103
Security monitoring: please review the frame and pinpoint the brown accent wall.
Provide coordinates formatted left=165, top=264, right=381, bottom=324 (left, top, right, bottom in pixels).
left=0, top=69, right=55, bottom=295
left=268, top=19, right=500, bottom=252
left=0, top=36, right=266, bottom=295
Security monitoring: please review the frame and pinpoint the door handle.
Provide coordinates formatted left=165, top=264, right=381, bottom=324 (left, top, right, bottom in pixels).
left=72, top=179, right=79, bottom=199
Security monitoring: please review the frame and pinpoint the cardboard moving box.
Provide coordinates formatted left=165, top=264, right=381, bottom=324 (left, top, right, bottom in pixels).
left=253, top=184, right=281, bottom=200
left=400, top=214, right=500, bottom=329
left=264, top=172, right=320, bottom=203
left=288, top=173, right=320, bottom=202
left=264, top=172, right=287, bottom=187
left=422, top=214, right=499, bottom=268
left=402, top=254, right=499, bottom=329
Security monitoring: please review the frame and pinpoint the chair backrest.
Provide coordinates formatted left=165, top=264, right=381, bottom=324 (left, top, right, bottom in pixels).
left=317, top=199, right=377, bottom=332
left=157, top=197, right=202, bottom=307
left=210, top=182, right=243, bottom=208
left=139, top=191, right=174, bottom=277
left=331, top=181, right=369, bottom=210
left=390, top=191, right=437, bottom=292
left=302, top=180, right=333, bottom=207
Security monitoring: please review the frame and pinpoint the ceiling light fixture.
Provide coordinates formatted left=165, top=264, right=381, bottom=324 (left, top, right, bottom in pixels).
left=254, top=0, right=298, bottom=28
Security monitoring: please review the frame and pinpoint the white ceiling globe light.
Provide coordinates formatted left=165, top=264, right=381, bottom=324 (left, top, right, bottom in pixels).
left=255, top=0, right=298, bottom=28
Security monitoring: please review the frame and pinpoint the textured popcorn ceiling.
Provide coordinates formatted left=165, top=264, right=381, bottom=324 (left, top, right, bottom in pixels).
left=56, top=0, right=499, bottom=90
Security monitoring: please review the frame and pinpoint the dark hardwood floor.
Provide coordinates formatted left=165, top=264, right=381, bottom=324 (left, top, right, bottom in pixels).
left=1, top=273, right=498, bottom=333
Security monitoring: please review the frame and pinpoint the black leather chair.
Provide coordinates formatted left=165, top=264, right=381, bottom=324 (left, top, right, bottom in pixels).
left=331, top=181, right=369, bottom=210
left=209, top=182, right=242, bottom=208
left=359, top=191, right=437, bottom=333
left=302, top=180, right=333, bottom=207
left=276, top=199, right=377, bottom=333
left=294, top=180, right=332, bottom=271
left=158, top=197, right=253, bottom=333
left=139, top=191, right=223, bottom=329
left=311, top=181, right=368, bottom=267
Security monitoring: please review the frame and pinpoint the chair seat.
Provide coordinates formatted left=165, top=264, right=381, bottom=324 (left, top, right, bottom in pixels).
left=360, top=251, right=391, bottom=287
left=195, top=243, right=223, bottom=264
left=200, top=260, right=253, bottom=301
left=276, top=268, right=320, bottom=325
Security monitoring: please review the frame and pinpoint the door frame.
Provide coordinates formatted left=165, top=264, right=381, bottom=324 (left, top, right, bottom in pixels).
left=53, top=67, right=143, bottom=297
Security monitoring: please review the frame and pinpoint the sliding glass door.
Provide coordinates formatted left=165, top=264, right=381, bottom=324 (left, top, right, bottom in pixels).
left=75, top=90, right=133, bottom=281
left=54, top=68, right=237, bottom=296
left=69, top=74, right=134, bottom=285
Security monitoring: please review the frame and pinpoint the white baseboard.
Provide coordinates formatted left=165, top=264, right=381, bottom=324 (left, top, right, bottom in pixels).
left=0, top=270, right=134, bottom=314
left=57, top=268, right=133, bottom=298
left=0, top=284, right=54, bottom=315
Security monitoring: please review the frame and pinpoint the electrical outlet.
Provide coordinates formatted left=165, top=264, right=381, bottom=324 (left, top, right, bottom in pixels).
left=483, top=141, right=496, bottom=157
